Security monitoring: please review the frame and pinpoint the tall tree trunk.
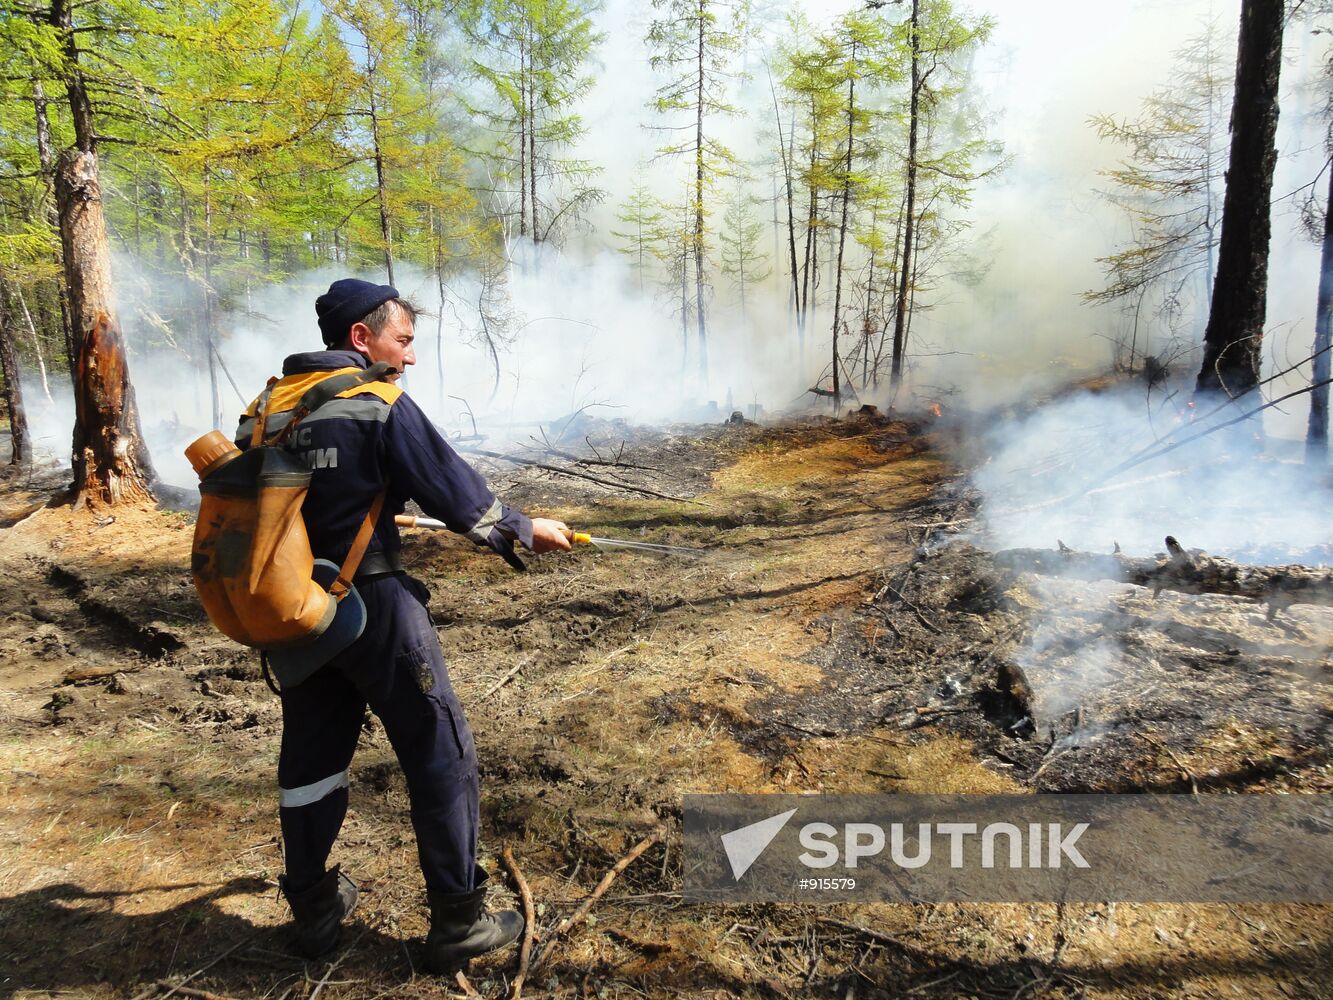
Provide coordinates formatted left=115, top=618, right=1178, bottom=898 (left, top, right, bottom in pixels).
left=53, top=0, right=154, bottom=505
left=693, top=1, right=708, bottom=381
left=32, top=75, right=74, bottom=388
left=863, top=202, right=878, bottom=389
left=1195, top=0, right=1284, bottom=398
left=891, top=0, right=920, bottom=390
left=519, top=32, right=528, bottom=239
left=800, top=95, right=817, bottom=350
left=16, top=286, right=52, bottom=402
left=1306, top=165, right=1332, bottom=464
left=769, top=74, right=802, bottom=358
left=0, top=284, right=31, bottom=466
left=367, top=75, right=395, bottom=286
left=830, top=53, right=857, bottom=409
left=202, top=165, right=221, bottom=430
left=56, top=149, right=156, bottom=506
left=529, top=50, right=539, bottom=244
left=680, top=248, right=689, bottom=376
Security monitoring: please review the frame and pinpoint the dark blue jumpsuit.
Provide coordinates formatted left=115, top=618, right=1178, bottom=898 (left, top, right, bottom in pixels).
left=236, top=350, right=532, bottom=895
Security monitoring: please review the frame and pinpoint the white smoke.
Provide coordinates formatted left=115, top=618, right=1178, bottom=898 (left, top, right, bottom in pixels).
left=16, top=0, right=1332, bottom=511
left=970, top=384, right=1333, bottom=562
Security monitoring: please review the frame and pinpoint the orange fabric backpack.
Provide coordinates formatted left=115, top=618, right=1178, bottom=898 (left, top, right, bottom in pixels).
left=185, top=363, right=399, bottom=683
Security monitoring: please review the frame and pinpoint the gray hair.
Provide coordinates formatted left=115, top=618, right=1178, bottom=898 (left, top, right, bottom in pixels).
left=358, top=296, right=422, bottom=335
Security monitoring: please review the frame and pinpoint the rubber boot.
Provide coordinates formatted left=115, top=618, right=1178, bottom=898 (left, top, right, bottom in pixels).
left=280, top=866, right=359, bottom=958
left=423, top=869, right=523, bottom=972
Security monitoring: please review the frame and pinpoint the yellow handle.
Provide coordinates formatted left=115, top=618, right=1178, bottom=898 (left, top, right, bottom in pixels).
left=571, top=531, right=592, bottom=545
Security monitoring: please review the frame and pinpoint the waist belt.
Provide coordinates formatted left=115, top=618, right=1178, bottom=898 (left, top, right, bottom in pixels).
left=354, top=549, right=403, bottom=580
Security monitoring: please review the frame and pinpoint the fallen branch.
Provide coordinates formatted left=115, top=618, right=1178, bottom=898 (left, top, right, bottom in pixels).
left=130, top=936, right=253, bottom=1000
left=993, top=536, right=1333, bottom=610
left=531, top=428, right=662, bottom=472
left=458, top=446, right=706, bottom=506
left=308, top=931, right=364, bottom=1000
left=501, top=845, right=536, bottom=1000
left=63, top=662, right=147, bottom=684
left=453, top=970, right=478, bottom=997
left=479, top=659, right=527, bottom=701
left=531, top=824, right=666, bottom=971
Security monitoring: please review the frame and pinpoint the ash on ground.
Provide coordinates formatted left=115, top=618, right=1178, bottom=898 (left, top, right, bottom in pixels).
left=753, top=532, right=1332, bottom=793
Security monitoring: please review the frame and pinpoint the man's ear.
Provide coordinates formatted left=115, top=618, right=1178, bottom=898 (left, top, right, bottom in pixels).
left=347, top=322, right=374, bottom=354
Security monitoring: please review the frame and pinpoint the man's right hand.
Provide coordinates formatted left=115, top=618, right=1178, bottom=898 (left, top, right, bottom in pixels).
left=530, top=517, right=573, bottom=553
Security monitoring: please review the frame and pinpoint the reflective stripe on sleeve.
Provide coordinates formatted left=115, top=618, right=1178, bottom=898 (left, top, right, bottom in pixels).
left=464, top=499, right=504, bottom=546
left=279, top=769, right=349, bottom=809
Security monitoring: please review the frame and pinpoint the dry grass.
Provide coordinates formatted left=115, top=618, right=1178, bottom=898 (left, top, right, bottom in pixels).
left=0, top=419, right=1328, bottom=999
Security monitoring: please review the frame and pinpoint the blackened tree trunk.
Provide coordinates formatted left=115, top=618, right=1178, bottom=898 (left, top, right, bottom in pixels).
left=890, top=0, right=920, bottom=390
left=1195, top=0, right=1284, bottom=398
left=56, top=150, right=156, bottom=506
left=1307, top=165, right=1332, bottom=463
left=51, top=0, right=154, bottom=505
left=0, top=285, right=31, bottom=467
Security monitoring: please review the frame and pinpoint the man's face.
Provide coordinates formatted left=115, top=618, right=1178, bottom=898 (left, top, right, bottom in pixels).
left=348, top=302, right=416, bottom=381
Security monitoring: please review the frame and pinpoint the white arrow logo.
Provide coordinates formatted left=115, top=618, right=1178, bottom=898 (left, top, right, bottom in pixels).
left=720, top=808, right=798, bottom=881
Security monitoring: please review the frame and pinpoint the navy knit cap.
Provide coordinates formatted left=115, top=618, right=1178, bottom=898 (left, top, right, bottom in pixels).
left=316, top=278, right=399, bottom=345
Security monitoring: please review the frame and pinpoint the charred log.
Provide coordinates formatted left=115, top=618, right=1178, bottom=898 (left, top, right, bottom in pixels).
left=993, top=536, right=1333, bottom=611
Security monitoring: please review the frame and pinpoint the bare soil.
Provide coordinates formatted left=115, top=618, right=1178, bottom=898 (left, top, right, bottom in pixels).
left=0, top=412, right=1328, bottom=999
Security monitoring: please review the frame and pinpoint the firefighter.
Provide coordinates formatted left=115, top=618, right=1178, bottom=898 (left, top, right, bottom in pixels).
left=237, top=278, right=572, bottom=969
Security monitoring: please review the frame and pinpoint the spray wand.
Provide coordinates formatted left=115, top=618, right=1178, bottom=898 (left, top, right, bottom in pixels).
left=394, top=515, right=704, bottom=556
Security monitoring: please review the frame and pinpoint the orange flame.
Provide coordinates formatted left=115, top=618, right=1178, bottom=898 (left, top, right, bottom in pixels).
left=929, top=402, right=943, bottom=418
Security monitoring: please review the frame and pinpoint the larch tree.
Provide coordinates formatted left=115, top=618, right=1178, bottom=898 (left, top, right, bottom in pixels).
left=882, top=0, right=995, bottom=388
left=463, top=0, right=602, bottom=253
left=42, top=0, right=157, bottom=505
left=823, top=11, right=893, bottom=405
left=647, top=0, right=747, bottom=383
left=1087, top=24, right=1233, bottom=365
left=1195, top=0, right=1285, bottom=399
left=325, top=0, right=443, bottom=285
left=718, top=183, right=771, bottom=322
left=779, top=23, right=841, bottom=365
left=612, top=174, right=667, bottom=296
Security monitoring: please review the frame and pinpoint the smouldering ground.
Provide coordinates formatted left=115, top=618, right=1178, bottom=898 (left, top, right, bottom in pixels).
left=0, top=417, right=1328, bottom=998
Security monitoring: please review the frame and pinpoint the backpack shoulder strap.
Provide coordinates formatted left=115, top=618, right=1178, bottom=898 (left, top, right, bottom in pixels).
left=329, top=489, right=387, bottom=601
left=250, top=377, right=280, bottom=449
left=268, top=362, right=397, bottom=446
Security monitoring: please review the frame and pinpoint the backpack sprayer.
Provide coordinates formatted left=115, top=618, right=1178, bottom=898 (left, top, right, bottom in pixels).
left=394, top=515, right=704, bottom=556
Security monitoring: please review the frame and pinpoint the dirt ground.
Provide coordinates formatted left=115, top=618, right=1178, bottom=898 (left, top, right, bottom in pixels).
left=0, top=412, right=1329, bottom=999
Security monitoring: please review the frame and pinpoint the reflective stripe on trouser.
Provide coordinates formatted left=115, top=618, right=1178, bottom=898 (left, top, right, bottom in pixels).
left=277, top=574, right=480, bottom=895
left=280, top=769, right=349, bottom=808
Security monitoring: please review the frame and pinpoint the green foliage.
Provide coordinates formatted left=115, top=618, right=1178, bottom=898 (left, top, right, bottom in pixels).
left=718, top=183, right=770, bottom=314
left=461, top=0, right=603, bottom=245
left=1087, top=23, right=1232, bottom=328
left=611, top=173, right=667, bottom=292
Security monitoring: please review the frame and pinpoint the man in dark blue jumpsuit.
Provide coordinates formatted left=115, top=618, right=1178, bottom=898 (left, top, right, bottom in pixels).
left=238, top=279, right=570, bottom=968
